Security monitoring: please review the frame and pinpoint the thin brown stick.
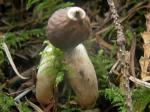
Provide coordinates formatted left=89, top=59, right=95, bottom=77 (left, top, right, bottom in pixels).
left=107, top=0, right=133, bottom=112
left=129, top=37, right=136, bottom=77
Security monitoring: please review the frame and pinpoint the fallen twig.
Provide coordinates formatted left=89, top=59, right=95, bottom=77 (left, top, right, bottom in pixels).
left=6, top=66, right=36, bottom=87
left=14, top=86, right=35, bottom=102
left=107, top=0, right=133, bottom=111
left=2, top=42, right=29, bottom=79
left=96, top=35, right=113, bottom=51
left=26, top=98, right=44, bottom=112
left=129, top=37, right=136, bottom=77
left=129, top=76, right=150, bottom=88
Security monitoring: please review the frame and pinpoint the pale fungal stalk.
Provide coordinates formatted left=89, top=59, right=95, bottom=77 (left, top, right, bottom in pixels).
left=65, top=44, right=98, bottom=108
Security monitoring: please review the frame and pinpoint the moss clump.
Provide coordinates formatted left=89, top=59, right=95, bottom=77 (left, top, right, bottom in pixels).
left=0, top=92, right=15, bottom=112
left=39, top=41, right=72, bottom=87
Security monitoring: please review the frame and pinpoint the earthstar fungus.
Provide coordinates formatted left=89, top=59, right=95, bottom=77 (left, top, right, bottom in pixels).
left=36, top=7, right=98, bottom=108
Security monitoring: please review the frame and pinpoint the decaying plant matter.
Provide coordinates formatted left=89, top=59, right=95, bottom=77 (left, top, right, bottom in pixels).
left=129, top=3, right=150, bottom=89
left=140, top=13, right=150, bottom=81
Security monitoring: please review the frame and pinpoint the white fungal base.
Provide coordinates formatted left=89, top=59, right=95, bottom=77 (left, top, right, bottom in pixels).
left=36, top=43, right=98, bottom=108
left=36, top=45, right=56, bottom=105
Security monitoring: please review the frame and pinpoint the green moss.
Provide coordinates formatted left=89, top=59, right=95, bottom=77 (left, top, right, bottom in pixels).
left=0, top=92, right=15, bottom=112
left=38, top=41, right=72, bottom=86
left=132, top=87, right=150, bottom=112
left=91, top=49, right=115, bottom=88
left=17, top=102, right=32, bottom=112
left=102, top=87, right=126, bottom=112
left=0, top=92, right=33, bottom=112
